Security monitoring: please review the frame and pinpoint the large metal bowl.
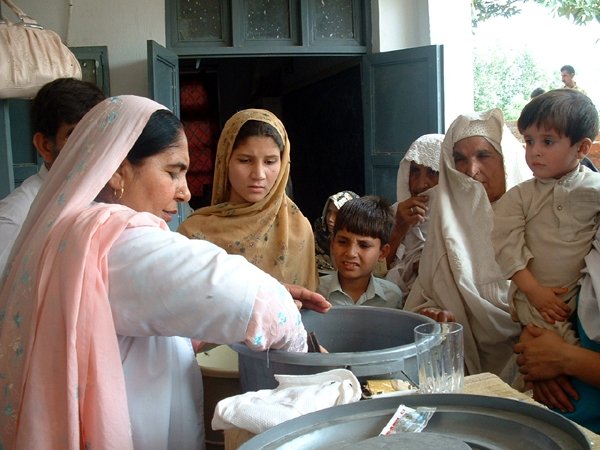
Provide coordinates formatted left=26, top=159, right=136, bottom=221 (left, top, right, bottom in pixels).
left=239, top=393, right=591, bottom=449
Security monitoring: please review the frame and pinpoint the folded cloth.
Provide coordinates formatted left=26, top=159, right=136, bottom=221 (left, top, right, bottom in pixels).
left=212, top=368, right=361, bottom=434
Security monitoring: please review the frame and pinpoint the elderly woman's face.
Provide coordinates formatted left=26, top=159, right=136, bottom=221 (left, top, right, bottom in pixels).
left=409, top=162, right=439, bottom=196
left=452, top=136, right=506, bottom=202
left=118, top=130, right=191, bottom=222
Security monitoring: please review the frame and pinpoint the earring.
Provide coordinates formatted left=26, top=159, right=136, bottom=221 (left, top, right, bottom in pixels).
left=114, top=186, right=124, bottom=200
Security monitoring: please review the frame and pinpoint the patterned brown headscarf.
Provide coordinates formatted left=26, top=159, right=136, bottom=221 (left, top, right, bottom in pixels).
left=178, top=109, right=317, bottom=290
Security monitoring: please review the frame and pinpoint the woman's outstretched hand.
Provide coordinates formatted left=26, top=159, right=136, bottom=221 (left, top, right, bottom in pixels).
left=285, top=283, right=331, bottom=313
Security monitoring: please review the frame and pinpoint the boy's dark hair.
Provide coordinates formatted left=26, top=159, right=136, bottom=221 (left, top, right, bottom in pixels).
left=517, top=89, right=599, bottom=145
left=31, top=78, right=106, bottom=138
left=333, top=195, right=394, bottom=244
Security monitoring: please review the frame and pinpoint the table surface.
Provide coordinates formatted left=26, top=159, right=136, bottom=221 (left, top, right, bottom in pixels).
left=223, top=372, right=600, bottom=450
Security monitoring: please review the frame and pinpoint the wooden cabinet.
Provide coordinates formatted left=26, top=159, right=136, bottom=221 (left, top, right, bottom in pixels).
left=166, top=0, right=366, bottom=55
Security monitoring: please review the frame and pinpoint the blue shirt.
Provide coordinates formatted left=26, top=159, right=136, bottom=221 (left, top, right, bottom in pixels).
left=560, top=315, right=600, bottom=433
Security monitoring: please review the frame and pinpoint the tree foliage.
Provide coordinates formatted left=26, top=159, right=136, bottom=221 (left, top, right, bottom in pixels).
left=472, top=0, right=600, bottom=27
left=473, top=47, right=554, bottom=120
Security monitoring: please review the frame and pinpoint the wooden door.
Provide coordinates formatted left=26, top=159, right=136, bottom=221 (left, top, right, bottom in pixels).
left=147, top=40, right=188, bottom=230
left=362, top=45, right=444, bottom=202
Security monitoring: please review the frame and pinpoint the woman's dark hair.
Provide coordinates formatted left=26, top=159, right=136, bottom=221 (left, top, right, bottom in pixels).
left=127, top=109, right=184, bottom=165
left=233, top=120, right=284, bottom=151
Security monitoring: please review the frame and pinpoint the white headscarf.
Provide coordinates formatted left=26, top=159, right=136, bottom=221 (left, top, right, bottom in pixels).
left=395, top=133, right=444, bottom=202
left=404, top=108, right=532, bottom=381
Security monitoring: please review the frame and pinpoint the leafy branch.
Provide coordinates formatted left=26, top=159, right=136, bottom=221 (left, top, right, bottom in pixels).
left=472, top=0, right=600, bottom=27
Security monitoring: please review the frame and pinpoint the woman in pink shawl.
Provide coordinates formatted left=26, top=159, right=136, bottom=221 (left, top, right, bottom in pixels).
left=0, top=96, right=327, bottom=450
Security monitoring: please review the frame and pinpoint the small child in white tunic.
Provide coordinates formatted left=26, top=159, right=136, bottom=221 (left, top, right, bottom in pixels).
left=318, top=195, right=403, bottom=308
left=492, top=89, right=600, bottom=344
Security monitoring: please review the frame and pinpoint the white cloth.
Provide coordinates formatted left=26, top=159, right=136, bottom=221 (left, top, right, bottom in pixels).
left=0, top=166, right=47, bottom=277
left=404, top=108, right=532, bottom=382
left=493, top=166, right=600, bottom=344
left=108, top=226, right=305, bottom=450
left=212, top=369, right=361, bottom=434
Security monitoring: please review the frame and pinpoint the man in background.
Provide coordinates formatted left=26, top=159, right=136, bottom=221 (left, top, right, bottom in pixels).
left=0, top=78, right=105, bottom=275
left=560, top=65, right=586, bottom=94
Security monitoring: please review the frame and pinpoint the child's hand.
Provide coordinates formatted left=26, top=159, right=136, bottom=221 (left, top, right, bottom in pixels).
left=527, top=286, right=570, bottom=324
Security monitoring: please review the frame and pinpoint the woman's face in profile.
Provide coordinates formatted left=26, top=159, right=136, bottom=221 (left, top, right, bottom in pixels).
left=118, top=130, right=191, bottom=222
left=228, top=135, right=281, bottom=204
left=452, top=136, right=506, bottom=203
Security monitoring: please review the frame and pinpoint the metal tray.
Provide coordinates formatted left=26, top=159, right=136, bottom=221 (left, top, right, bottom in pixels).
left=238, top=393, right=591, bottom=450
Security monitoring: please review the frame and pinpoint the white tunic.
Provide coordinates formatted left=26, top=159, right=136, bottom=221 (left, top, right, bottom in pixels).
left=108, top=226, right=305, bottom=450
left=0, top=166, right=47, bottom=276
left=493, top=166, right=600, bottom=343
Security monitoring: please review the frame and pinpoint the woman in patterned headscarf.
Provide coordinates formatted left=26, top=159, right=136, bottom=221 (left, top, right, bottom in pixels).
left=178, top=109, right=318, bottom=290
left=404, top=108, right=532, bottom=384
left=0, top=97, right=324, bottom=449
left=385, top=134, right=444, bottom=298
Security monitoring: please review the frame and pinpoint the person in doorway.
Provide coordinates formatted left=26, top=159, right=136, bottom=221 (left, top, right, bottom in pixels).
left=404, top=108, right=532, bottom=384
left=385, top=133, right=443, bottom=298
left=560, top=65, right=586, bottom=94
left=314, top=190, right=360, bottom=275
left=318, top=195, right=402, bottom=308
left=178, top=109, right=318, bottom=290
left=0, top=96, right=329, bottom=449
left=493, top=89, right=600, bottom=346
left=0, top=78, right=105, bottom=276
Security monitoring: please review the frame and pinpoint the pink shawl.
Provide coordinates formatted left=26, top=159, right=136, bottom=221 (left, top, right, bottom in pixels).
left=0, top=96, right=168, bottom=449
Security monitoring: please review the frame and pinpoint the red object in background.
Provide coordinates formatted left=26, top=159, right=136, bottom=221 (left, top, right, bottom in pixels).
left=180, top=79, right=218, bottom=199
left=184, top=120, right=217, bottom=197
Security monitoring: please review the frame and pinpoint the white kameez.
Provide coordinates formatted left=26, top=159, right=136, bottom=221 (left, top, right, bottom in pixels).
left=109, top=226, right=302, bottom=449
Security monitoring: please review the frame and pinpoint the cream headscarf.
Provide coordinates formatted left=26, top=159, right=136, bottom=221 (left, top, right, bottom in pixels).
left=0, top=96, right=168, bottom=449
left=404, top=108, right=532, bottom=381
left=395, top=133, right=444, bottom=202
left=178, top=109, right=317, bottom=290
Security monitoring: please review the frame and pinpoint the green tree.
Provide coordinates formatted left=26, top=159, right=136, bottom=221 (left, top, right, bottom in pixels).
left=472, top=0, right=600, bottom=27
left=473, top=47, right=554, bottom=120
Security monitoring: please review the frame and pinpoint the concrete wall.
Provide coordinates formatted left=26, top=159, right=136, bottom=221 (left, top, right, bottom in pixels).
left=373, top=0, right=474, bottom=125
left=8, top=0, right=472, bottom=123
left=8, top=0, right=165, bottom=96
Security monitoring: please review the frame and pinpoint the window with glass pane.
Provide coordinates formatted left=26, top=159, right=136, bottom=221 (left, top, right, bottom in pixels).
left=246, top=0, right=291, bottom=40
left=313, top=0, right=354, bottom=39
left=177, top=0, right=224, bottom=41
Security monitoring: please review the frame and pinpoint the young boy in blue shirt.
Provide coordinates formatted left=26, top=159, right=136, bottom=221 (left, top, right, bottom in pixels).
left=318, top=195, right=403, bottom=308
